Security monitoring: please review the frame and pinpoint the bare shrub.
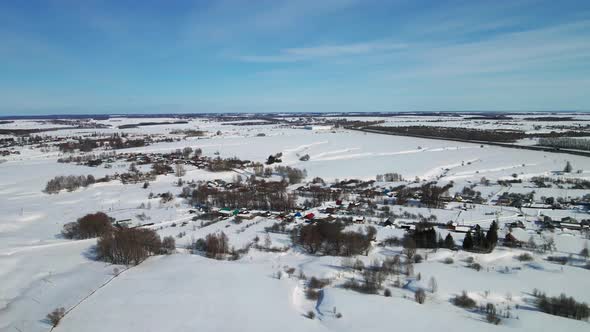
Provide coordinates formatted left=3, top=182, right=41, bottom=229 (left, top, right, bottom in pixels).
left=47, top=307, right=65, bottom=327
left=468, top=262, right=482, bottom=271
left=452, top=291, right=477, bottom=308
left=413, top=253, right=423, bottom=263
left=516, top=253, right=533, bottom=261
left=547, top=256, right=568, bottom=265
left=285, top=267, right=296, bottom=277
left=443, top=257, right=454, bottom=264
left=415, top=288, right=426, bottom=304
left=308, top=277, right=330, bottom=289
left=485, top=303, right=501, bottom=325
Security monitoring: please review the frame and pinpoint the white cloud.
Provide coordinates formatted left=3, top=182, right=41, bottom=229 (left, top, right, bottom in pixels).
left=236, top=41, right=406, bottom=62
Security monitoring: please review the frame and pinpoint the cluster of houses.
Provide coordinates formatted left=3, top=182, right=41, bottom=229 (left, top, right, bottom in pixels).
left=536, top=216, right=590, bottom=231
left=194, top=198, right=373, bottom=225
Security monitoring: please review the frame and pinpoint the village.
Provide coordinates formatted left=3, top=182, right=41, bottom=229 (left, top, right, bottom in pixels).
left=1, top=115, right=590, bottom=332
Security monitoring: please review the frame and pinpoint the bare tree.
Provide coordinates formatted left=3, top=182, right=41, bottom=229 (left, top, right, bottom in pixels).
left=429, top=276, right=438, bottom=293
left=403, top=237, right=417, bottom=260
left=175, top=163, right=186, bottom=177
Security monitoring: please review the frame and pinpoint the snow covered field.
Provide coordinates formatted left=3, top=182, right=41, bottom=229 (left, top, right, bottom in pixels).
left=1, top=115, right=589, bottom=332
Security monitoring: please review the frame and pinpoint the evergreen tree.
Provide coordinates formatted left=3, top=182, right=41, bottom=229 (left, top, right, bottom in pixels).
left=485, top=220, right=499, bottom=251
left=444, top=233, right=455, bottom=249
left=564, top=161, right=573, bottom=173
left=472, top=225, right=485, bottom=248
left=437, top=234, right=444, bottom=248
left=463, top=231, right=474, bottom=250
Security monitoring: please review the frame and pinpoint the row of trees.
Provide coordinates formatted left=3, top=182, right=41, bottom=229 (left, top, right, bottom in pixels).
left=44, top=175, right=96, bottom=194
left=273, top=165, right=307, bottom=184
left=535, top=291, right=590, bottom=320
left=61, top=212, right=175, bottom=265
left=462, top=221, right=498, bottom=253
left=187, top=180, right=297, bottom=211
left=97, top=227, right=175, bottom=265
left=376, top=172, right=403, bottom=182
left=538, top=137, right=590, bottom=152
left=58, top=134, right=148, bottom=153
left=393, top=182, right=453, bottom=208
left=292, top=222, right=376, bottom=256
left=403, top=223, right=455, bottom=250
left=365, top=125, right=526, bottom=142
left=191, top=232, right=230, bottom=259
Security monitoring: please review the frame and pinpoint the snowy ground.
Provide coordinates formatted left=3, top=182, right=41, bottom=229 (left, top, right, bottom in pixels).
left=1, top=116, right=589, bottom=332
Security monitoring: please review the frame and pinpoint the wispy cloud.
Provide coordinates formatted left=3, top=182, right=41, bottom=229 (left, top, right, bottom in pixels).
left=387, top=20, right=590, bottom=80
left=236, top=41, right=406, bottom=63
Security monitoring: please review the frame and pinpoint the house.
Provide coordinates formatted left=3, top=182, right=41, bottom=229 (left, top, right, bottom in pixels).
left=381, top=218, right=394, bottom=227
left=506, top=221, right=525, bottom=229
left=237, top=210, right=254, bottom=219
left=453, top=225, right=472, bottom=233
left=399, top=223, right=416, bottom=231
left=218, top=207, right=233, bottom=216
left=503, top=233, right=524, bottom=247
left=304, top=213, right=315, bottom=221
left=325, top=207, right=336, bottom=214
left=448, top=222, right=472, bottom=233
left=316, top=215, right=336, bottom=222
left=560, top=216, right=577, bottom=224
left=560, top=222, right=583, bottom=231
left=353, top=216, right=365, bottom=223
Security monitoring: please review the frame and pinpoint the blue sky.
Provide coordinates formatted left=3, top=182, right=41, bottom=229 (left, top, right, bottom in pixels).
left=1, top=0, right=589, bottom=115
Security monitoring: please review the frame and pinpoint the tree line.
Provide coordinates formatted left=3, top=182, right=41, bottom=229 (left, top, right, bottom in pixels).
left=291, top=222, right=376, bottom=256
